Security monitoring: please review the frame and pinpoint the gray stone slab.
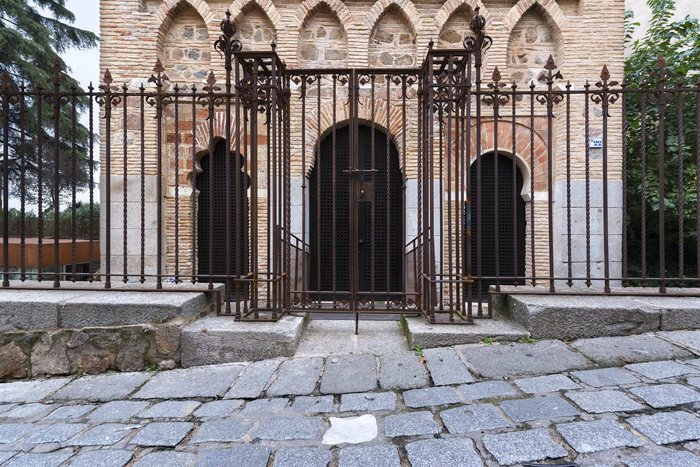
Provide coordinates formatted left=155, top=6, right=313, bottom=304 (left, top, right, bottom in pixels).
left=320, top=354, right=377, bottom=394
left=407, top=316, right=529, bottom=348
left=0, top=424, right=35, bottom=443
left=291, top=395, right=335, bottom=414
left=0, top=290, right=76, bottom=331
left=0, top=378, right=70, bottom=403
left=193, top=399, right=243, bottom=418
left=635, top=297, right=700, bottom=331
left=378, top=352, right=429, bottom=389
left=384, top=411, right=440, bottom=437
left=459, top=340, right=593, bottom=378
left=0, top=452, right=16, bottom=465
left=565, top=389, right=645, bottom=413
left=88, top=401, right=149, bottom=420
left=67, top=449, right=134, bottom=467
left=241, top=397, right=290, bottom=415
left=482, top=428, right=568, bottom=466
left=340, top=392, right=397, bottom=412
left=625, top=451, right=700, bottom=467
left=571, top=367, right=642, bottom=387
left=5, top=449, right=74, bottom=467
left=571, top=334, right=692, bottom=366
left=225, top=359, right=280, bottom=399
left=690, top=377, right=700, bottom=389
left=137, top=400, right=201, bottom=419
left=295, top=320, right=408, bottom=357
left=456, top=381, right=518, bottom=402
left=26, top=423, right=87, bottom=443
left=422, top=347, right=475, bottom=386
left=132, top=364, right=243, bottom=399
left=273, top=447, right=331, bottom=467
left=508, top=294, right=661, bottom=340
left=629, top=383, right=700, bottom=408
left=197, top=446, right=271, bottom=467
left=557, top=419, right=644, bottom=453
left=70, top=423, right=138, bottom=446
left=53, top=372, right=151, bottom=402
left=440, top=403, right=512, bottom=434
left=402, top=386, right=461, bottom=408
left=46, top=404, right=96, bottom=419
left=659, top=330, right=700, bottom=353
left=514, top=374, right=581, bottom=393
left=266, top=358, right=324, bottom=396
left=0, top=404, right=14, bottom=415
left=181, top=315, right=305, bottom=366
left=625, top=360, right=699, bottom=380
left=1, top=403, right=56, bottom=420
left=628, top=411, right=700, bottom=444
left=132, top=450, right=197, bottom=467
left=405, top=438, right=484, bottom=467
left=128, top=421, right=193, bottom=447
left=338, top=445, right=401, bottom=467
left=500, top=395, right=580, bottom=422
left=255, top=416, right=325, bottom=440
left=189, top=418, right=252, bottom=443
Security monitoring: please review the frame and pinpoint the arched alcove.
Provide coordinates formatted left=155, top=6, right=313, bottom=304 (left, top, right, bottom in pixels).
left=298, top=5, right=348, bottom=68
left=437, top=5, right=473, bottom=49
left=235, top=4, right=277, bottom=51
left=368, top=5, right=416, bottom=67
left=158, top=4, right=211, bottom=83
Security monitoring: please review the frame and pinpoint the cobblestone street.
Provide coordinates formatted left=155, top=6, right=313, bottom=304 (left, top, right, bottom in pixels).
left=1, top=330, right=700, bottom=466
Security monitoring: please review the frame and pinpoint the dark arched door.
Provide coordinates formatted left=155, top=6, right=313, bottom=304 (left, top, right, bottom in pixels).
left=467, top=152, right=526, bottom=295
left=309, top=125, right=403, bottom=302
left=197, top=139, right=249, bottom=282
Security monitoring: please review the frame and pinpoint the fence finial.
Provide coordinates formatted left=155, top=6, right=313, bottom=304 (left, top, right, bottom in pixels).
left=103, top=69, right=113, bottom=86
left=149, top=59, right=169, bottom=86
left=491, top=66, right=501, bottom=83
left=0, top=70, right=11, bottom=92
left=50, top=60, right=64, bottom=87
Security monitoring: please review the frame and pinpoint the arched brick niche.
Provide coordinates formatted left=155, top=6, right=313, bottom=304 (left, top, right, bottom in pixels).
left=234, top=4, right=277, bottom=51
left=368, top=5, right=417, bottom=68
left=298, top=5, right=348, bottom=68
left=507, top=6, right=563, bottom=87
left=157, top=3, right=211, bottom=83
left=437, top=4, right=473, bottom=49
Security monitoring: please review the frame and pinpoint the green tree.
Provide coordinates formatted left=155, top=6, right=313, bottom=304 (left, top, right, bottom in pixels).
left=624, top=0, right=700, bottom=281
left=0, top=0, right=98, bottom=205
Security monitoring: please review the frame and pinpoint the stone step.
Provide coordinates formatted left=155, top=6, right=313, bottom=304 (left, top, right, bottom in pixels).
left=403, top=314, right=530, bottom=349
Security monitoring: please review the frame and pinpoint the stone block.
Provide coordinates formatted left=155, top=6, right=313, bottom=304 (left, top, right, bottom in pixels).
left=197, top=446, right=271, bottom=467
left=340, top=392, right=396, bottom=412
left=631, top=298, right=700, bottom=331
left=2, top=403, right=56, bottom=420
left=137, top=400, right=201, bottom=418
left=68, top=450, right=134, bottom=467
left=88, top=401, right=149, bottom=420
left=181, top=315, right=305, bottom=366
left=514, top=374, right=581, bottom=393
left=627, top=410, right=700, bottom=444
left=378, top=352, right=429, bottom=389
left=133, top=451, right=197, bottom=467
left=266, top=358, right=323, bottom=396
left=383, top=411, right=440, bottom=437
left=405, top=317, right=528, bottom=348
left=338, top=445, right=401, bottom=467
left=0, top=423, right=35, bottom=443
left=53, top=372, right=151, bottom=402
left=5, top=450, right=74, bottom=467
left=47, top=405, right=96, bottom=419
left=132, top=364, right=242, bottom=399
left=70, top=423, right=138, bottom=446
left=499, top=395, right=580, bottom=422
left=565, top=389, right=644, bottom=413
left=456, top=381, right=519, bottom=401
left=254, top=416, right=325, bottom=440
left=0, top=342, right=28, bottom=379
left=556, top=419, right=644, bottom=453
left=273, top=447, right=331, bottom=467
left=225, top=359, right=280, bottom=399
left=193, top=399, right=243, bottom=418
left=320, top=354, right=377, bottom=394
left=570, top=367, right=641, bottom=387
left=405, top=438, right=484, bottom=467
left=241, top=397, right=290, bottom=415
left=403, top=386, right=461, bottom=408
left=189, top=418, right=252, bottom=443
left=291, top=395, right=335, bottom=414
left=482, top=428, right=567, bottom=466
left=440, top=403, right=511, bottom=434
left=0, top=290, right=75, bottom=331
left=128, top=421, right=193, bottom=447
left=625, top=451, right=700, bottom=467
left=26, top=422, right=88, bottom=444
left=625, top=360, right=700, bottom=380
left=571, top=334, right=691, bottom=366
left=629, top=383, right=700, bottom=408
left=0, top=378, right=70, bottom=403
left=658, top=330, right=700, bottom=353
left=422, top=347, right=475, bottom=386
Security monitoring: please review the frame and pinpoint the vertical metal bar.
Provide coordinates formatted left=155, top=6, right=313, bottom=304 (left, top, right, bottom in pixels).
left=447, top=59, right=454, bottom=315
left=250, top=61, right=259, bottom=313
left=52, top=74, right=61, bottom=287
left=122, top=84, right=128, bottom=283
left=350, top=69, right=359, bottom=327
left=140, top=84, right=146, bottom=283
left=512, top=83, right=518, bottom=285
left=224, top=53, right=232, bottom=314
left=371, top=75, right=376, bottom=297
left=475, top=61, right=483, bottom=314
left=190, top=84, right=197, bottom=285
left=566, top=82, right=572, bottom=286
left=677, top=90, right=684, bottom=281
left=155, top=76, right=164, bottom=290
left=401, top=75, right=407, bottom=309
left=207, top=81, right=215, bottom=291
left=601, top=78, right=611, bottom=294
left=696, top=80, right=700, bottom=283
left=529, top=82, right=535, bottom=287
left=1, top=76, right=9, bottom=286
left=584, top=81, right=591, bottom=287
left=174, top=86, right=180, bottom=284
left=640, top=92, right=648, bottom=285
left=332, top=75, right=337, bottom=301
left=234, top=60, right=242, bottom=316
left=657, top=74, right=667, bottom=293
left=88, top=83, right=94, bottom=282
left=546, top=74, right=555, bottom=293
left=493, top=77, right=501, bottom=294
left=465, top=55, right=473, bottom=317
left=316, top=75, right=321, bottom=299
left=71, top=87, right=77, bottom=281
left=301, top=76, right=307, bottom=305
left=19, top=83, right=27, bottom=282
left=37, top=84, right=44, bottom=282
left=621, top=84, right=628, bottom=284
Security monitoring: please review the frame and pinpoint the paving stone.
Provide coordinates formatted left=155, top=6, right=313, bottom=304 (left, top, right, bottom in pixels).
left=67, top=449, right=134, bottom=467
left=26, top=423, right=87, bottom=444
left=689, top=377, right=700, bottom=389
left=565, top=389, right=645, bottom=413
left=128, top=421, right=193, bottom=447
left=340, top=392, right=397, bottom=412
left=189, top=418, right=253, bottom=443
left=423, top=347, right=475, bottom=386
left=499, top=395, right=580, bottom=422
left=241, top=397, right=289, bottom=415
left=266, top=358, right=324, bottom=396
left=378, top=352, right=429, bottom=389
left=88, top=401, right=149, bottom=420
left=193, top=399, right=243, bottom=418
left=0, top=378, right=70, bottom=403
left=320, top=354, right=377, bottom=394
left=291, top=395, right=335, bottom=413
left=273, top=447, right=332, bottom=467
left=658, top=330, right=700, bottom=353
left=338, top=444, right=401, bottom=467
left=629, top=383, right=700, bottom=408
left=137, top=400, right=201, bottom=419
left=405, top=438, right=484, bottom=467
left=459, top=340, right=593, bottom=378
left=625, top=361, right=699, bottom=380
left=132, top=365, right=243, bottom=399
left=132, top=450, right=197, bottom=467
left=384, top=411, right=440, bottom=437
left=688, top=358, right=700, bottom=369
left=625, top=451, right=700, bottom=467
left=1, top=403, right=55, bottom=420
left=69, top=423, right=137, bottom=446
left=570, top=367, right=641, bottom=387
left=556, top=419, right=645, bottom=453
left=254, top=416, right=325, bottom=440
left=440, top=403, right=511, bottom=434
left=482, top=428, right=567, bottom=466
left=53, top=372, right=151, bottom=402
left=0, top=452, right=16, bottom=464
left=225, top=359, right=280, bottom=399
left=46, top=404, right=96, bottom=419
left=456, top=381, right=519, bottom=401
left=197, top=446, right=270, bottom=467
left=402, top=386, right=461, bottom=408
left=571, top=334, right=691, bottom=366
left=0, top=424, right=34, bottom=443
left=4, top=449, right=73, bottom=467
left=0, top=404, right=15, bottom=415
left=514, top=374, right=581, bottom=393
left=627, top=411, right=700, bottom=444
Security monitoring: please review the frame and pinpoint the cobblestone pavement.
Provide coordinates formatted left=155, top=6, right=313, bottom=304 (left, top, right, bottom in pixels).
left=1, top=330, right=700, bottom=466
